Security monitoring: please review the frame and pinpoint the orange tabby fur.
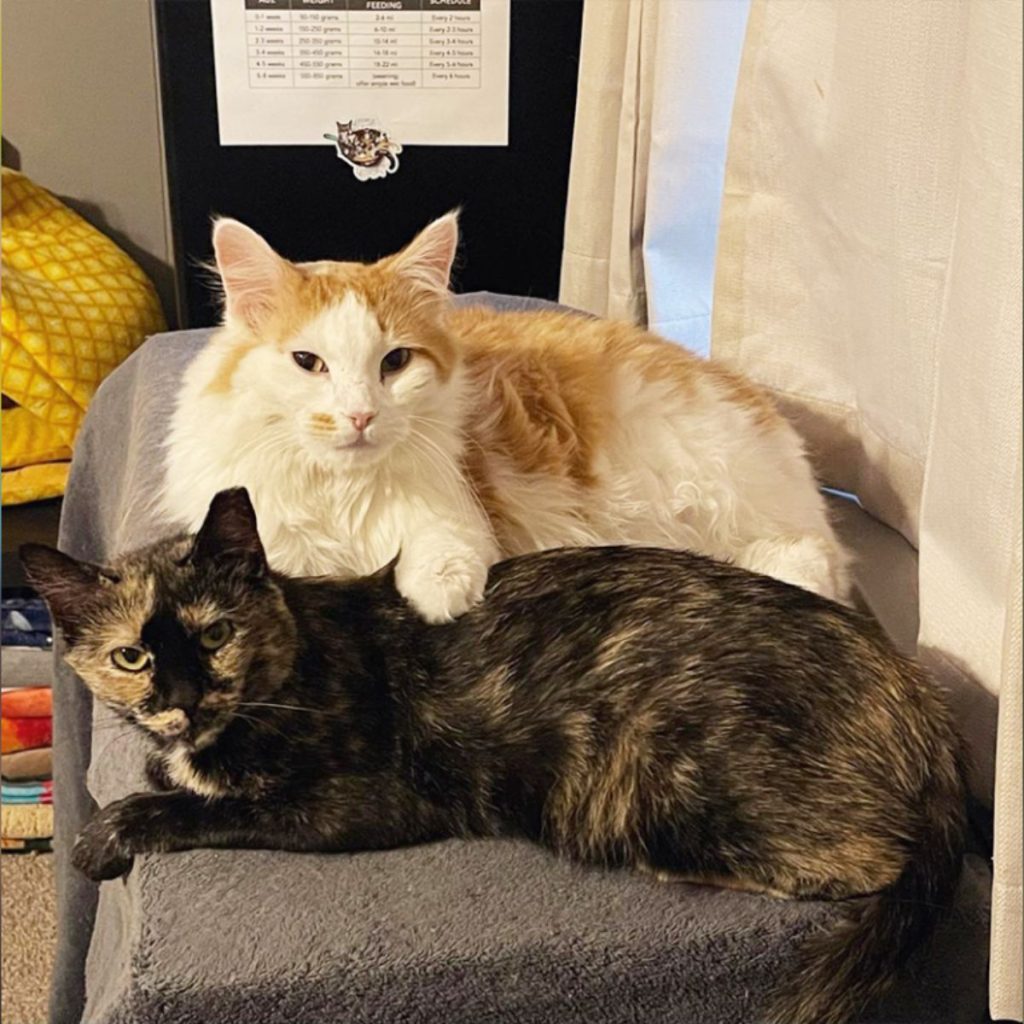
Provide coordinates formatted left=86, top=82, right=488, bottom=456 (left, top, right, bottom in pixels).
left=446, top=306, right=783, bottom=553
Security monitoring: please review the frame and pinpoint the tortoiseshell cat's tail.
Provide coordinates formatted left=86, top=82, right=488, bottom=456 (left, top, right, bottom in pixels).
left=767, top=742, right=969, bottom=1024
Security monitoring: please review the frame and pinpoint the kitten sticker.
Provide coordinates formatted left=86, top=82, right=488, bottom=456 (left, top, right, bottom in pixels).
left=324, top=120, right=402, bottom=182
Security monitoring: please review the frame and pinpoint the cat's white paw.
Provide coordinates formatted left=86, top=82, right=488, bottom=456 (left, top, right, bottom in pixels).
left=397, top=553, right=488, bottom=623
left=737, top=535, right=848, bottom=602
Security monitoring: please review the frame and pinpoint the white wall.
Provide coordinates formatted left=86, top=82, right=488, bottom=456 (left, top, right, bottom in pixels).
left=2, top=0, right=178, bottom=324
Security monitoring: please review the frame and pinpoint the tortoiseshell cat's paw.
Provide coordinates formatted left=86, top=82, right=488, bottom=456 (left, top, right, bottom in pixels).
left=72, top=819, right=134, bottom=881
left=72, top=796, right=153, bottom=881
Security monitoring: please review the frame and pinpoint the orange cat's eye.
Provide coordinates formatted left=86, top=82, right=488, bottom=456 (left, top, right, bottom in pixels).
left=381, top=348, right=411, bottom=376
left=293, top=351, right=328, bottom=374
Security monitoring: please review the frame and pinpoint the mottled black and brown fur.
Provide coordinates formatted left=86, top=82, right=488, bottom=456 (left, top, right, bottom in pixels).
left=21, top=489, right=967, bottom=1024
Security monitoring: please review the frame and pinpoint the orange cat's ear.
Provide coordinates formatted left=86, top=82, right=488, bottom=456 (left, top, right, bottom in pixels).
left=212, top=219, right=290, bottom=330
left=390, top=211, right=459, bottom=295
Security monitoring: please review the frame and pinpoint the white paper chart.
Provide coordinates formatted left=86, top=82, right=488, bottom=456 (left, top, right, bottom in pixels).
left=210, top=0, right=510, bottom=146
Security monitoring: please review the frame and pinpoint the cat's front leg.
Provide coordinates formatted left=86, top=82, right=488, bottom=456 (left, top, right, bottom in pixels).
left=72, top=778, right=456, bottom=880
left=74, top=790, right=318, bottom=881
left=396, top=512, right=499, bottom=623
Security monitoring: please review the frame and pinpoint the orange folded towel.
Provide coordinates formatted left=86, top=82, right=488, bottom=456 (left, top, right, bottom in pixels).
left=0, top=686, right=52, bottom=718
left=0, top=715, right=52, bottom=754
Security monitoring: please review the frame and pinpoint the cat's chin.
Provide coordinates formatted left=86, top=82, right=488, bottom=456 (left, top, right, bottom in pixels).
left=309, top=438, right=393, bottom=469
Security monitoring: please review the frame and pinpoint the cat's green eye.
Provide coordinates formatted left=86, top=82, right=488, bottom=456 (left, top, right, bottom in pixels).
left=199, top=620, right=234, bottom=651
left=111, top=647, right=151, bottom=672
left=380, top=348, right=411, bottom=376
left=293, top=351, right=328, bottom=374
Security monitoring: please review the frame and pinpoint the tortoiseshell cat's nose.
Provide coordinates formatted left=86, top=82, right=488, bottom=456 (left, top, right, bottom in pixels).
left=154, top=674, right=202, bottom=720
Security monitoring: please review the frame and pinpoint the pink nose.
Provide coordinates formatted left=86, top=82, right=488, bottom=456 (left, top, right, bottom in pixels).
left=349, top=412, right=376, bottom=432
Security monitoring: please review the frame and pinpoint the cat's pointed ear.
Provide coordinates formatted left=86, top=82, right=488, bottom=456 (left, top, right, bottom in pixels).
left=191, top=488, right=267, bottom=575
left=391, top=211, right=459, bottom=295
left=20, top=544, right=115, bottom=640
left=212, top=218, right=291, bottom=330
left=370, top=552, right=401, bottom=586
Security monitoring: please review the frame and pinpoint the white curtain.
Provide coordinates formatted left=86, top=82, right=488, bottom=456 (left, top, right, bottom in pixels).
left=559, top=0, right=749, bottom=356
left=712, top=2, right=1022, bottom=1018
left=562, top=0, right=1022, bottom=1017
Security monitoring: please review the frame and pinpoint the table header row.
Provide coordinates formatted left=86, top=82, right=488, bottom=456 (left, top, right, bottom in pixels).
left=246, top=0, right=482, bottom=11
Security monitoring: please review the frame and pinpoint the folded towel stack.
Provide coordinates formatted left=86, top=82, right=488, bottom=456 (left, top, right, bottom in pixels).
left=2, top=597, right=55, bottom=853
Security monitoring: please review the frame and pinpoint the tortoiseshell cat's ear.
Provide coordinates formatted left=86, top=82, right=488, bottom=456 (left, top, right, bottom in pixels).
left=370, top=552, right=401, bottom=586
left=20, top=544, right=117, bottom=640
left=191, top=488, right=267, bottom=575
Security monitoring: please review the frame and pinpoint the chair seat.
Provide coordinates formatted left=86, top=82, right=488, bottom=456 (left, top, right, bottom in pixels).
left=82, top=818, right=991, bottom=1024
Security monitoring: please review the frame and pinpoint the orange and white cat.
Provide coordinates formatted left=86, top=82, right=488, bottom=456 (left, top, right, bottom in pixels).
left=162, top=214, right=849, bottom=621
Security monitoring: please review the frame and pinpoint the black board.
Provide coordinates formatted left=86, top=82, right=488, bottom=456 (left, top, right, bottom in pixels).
left=154, top=0, right=584, bottom=327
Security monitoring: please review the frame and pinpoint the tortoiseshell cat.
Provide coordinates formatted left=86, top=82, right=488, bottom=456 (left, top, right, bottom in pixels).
left=22, top=490, right=967, bottom=1024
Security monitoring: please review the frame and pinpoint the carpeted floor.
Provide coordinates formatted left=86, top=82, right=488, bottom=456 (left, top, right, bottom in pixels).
left=1, top=853, right=56, bottom=1024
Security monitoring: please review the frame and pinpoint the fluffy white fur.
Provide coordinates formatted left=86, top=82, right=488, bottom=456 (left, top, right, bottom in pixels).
left=162, top=216, right=849, bottom=622
left=482, top=369, right=846, bottom=599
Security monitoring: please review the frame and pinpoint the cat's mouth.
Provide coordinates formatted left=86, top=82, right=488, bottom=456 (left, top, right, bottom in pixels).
left=177, top=717, right=231, bottom=751
left=307, top=431, right=389, bottom=465
left=334, top=436, right=372, bottom=451
left=329, top=436, right=392, bottom=461
left=189, top=721, right=229, bottom=750
left=145, top=708, right=233, bottom=750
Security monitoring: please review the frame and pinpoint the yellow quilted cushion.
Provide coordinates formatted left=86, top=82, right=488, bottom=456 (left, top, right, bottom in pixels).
left=1, top=169, right=166, bottom=504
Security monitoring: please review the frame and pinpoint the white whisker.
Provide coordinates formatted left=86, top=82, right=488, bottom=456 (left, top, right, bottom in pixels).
left=406, top=429, right=487, bottom=524
left=237, top=700, right=336, bottom=715
left=232, top=711, right=291, bottom=741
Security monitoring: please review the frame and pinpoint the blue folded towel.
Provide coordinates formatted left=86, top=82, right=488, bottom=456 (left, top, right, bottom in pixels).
left=1, top=780, right=52, bottom=803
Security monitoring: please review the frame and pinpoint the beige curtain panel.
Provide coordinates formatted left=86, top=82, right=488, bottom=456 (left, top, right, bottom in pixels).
left=559, top=0, right=746, bottom=352
left=712, top=2, right=1022, bottom=1019
left=559, top=0, right=653, bottom=324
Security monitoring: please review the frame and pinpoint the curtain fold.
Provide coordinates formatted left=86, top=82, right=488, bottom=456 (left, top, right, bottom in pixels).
left=559, top=0, right=749, bottom=354
left=559, top=0, right=651, bottom=325
left=713, top=2, right=1022, bottom=1018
